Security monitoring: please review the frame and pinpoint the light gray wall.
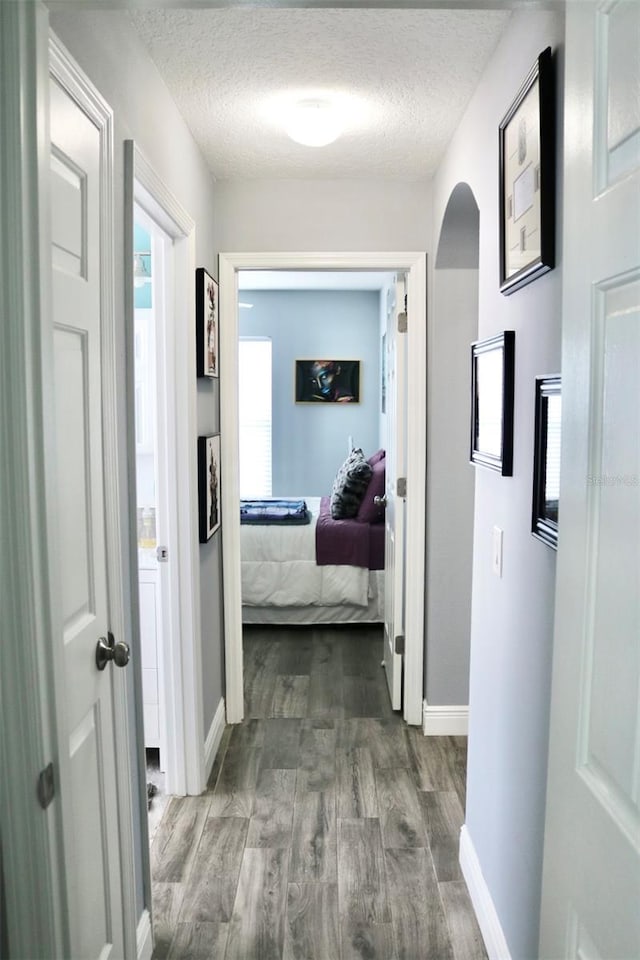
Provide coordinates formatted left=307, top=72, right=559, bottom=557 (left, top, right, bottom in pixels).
left=48, top=8, right=223, bottom=921
left=431, top=8, right=564, bottom=958
left=240, top=290, right=381, bottom=495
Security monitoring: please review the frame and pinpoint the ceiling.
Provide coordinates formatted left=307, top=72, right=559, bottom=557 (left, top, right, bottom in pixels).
left=128, top=5, right=512, bottom=180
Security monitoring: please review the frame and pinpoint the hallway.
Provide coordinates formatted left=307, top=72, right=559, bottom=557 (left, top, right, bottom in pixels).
left=150, top=626, right=486, bottom=959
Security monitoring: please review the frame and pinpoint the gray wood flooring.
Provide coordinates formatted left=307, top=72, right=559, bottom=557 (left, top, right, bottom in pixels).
left=151, top=625, right=487, bottom=960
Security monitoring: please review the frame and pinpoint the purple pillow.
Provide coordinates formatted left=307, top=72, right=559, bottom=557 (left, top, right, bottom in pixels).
left=357, top=458, right=386, bottom=523
left=368, top=449, right=386, bottom=466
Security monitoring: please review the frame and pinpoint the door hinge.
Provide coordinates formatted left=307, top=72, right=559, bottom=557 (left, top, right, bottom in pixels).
left=397, top=311, right=407, bottom=333
left=37, top=762, right=55, bottom=810
left=156, top=545, right=169, bottom=562
left=394, top=635, right=405, bottom=655
left=397, top=477, right=407, bottom=498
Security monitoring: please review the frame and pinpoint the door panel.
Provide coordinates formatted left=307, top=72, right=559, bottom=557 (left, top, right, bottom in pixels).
left=50, top=68, right=125, bottom=960
left=540, top=3, right=640, bottom=957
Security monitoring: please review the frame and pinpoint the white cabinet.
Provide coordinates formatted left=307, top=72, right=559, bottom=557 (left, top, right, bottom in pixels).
left=139, top=565, right=161, bottom=749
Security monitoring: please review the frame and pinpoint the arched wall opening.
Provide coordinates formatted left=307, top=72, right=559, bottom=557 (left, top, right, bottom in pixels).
left=424, top=182, right=480, bottom=721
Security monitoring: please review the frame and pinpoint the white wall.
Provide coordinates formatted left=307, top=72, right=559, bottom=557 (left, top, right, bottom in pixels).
left=48, top=7, right=222, bottom=920
left=431, top=8, right=564, bottom=958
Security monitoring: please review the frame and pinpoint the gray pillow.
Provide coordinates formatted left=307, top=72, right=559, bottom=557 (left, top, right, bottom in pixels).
left=330, top=448, right=373, bottom=519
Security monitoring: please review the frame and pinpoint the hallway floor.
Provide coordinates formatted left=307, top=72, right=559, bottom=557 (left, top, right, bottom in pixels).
left=150, top=625, right=487, bottom=959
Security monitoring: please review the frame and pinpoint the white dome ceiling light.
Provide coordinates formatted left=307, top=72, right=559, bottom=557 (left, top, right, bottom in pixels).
left=285, top=99, right=343, bottom=147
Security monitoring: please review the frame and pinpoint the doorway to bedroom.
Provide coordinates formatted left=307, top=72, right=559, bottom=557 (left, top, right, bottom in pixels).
left=234, top=267, right=409, bottom=716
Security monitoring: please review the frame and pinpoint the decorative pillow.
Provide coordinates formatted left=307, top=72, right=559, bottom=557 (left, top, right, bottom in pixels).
left=330, top=448, right=373, bottom=519
left=357, top=457, right=386, bottom=523
left=368, top=448, right=386, bottom=466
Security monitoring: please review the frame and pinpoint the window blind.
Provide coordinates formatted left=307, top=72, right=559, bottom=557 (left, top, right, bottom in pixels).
left=238, top=337, right=272, bottom=498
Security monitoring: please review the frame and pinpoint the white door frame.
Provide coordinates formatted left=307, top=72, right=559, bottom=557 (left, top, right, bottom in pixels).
left=219, top=251, right=427, bottom=726
left=124, top=142, right=205, bottom=797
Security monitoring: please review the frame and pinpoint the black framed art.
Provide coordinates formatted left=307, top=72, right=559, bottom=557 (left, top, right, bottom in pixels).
left=470, top=331, right=515, bottom=476
left=499, top=46, right=555, bottom=295
left=532, top=375, right=561, bottom=548
left=295, top=359, right=360, bottom=403
left=195, top=267, right=219, bottom=378
left=198, top=434, right=221, bottom=542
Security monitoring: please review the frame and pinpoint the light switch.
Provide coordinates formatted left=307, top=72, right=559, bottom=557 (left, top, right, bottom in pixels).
left=492, top=526, right=503, bottom=577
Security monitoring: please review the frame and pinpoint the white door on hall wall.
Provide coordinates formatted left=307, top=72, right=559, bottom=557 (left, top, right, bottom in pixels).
left=383, top=276, right=407, bottom=711
left=540, top=2, right=640, bottom=958
left=49, top=51, right=128, bottom=959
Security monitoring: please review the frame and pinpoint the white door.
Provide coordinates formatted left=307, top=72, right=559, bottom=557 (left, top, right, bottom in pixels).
left=383, top=276, right=407, bottom=710
left=49, top=63, right=127, bottom=959
left=540, top=3, right=640, bottom=958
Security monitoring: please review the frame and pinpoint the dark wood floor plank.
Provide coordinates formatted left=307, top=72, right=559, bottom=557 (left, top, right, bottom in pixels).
left=308, top=636, right=344, bottom=721
left=418, top=790, right=464, bottom=882
left=289, top=790, right=337, bottom=882
left=178, top=817, right=248, bottom=923
left=151, top=797, right=210, bottom=883
left=151, top=883, right=184, bottom=960
left=296, top=723, right=337, bottom=795
left=208, top=742, right=260, bottom=818
left=244, top=634, right=280, bottom=718
left=284, top=883, right=340, bottom=960
left=225, top=847, right=289, bottom=960
left=166, top=922, right=228, bottom=960
left=247, top=768, right=296, bottom=848
left=271, top=675, right=310, bottom=718
left=341, top=920, right=398, bottom=960
left=338, top=818, right=391, bottom=924
left=440, top=880, right=488, bottom=960
left=341, top=630, right=384, bottom=678
left=336, top=746, right=378, bottom=818
left=261, top=718, right=303, bottom=770
left=278, top=633, right=314, bottom=675
left=406, top=729, right=460, bottom=792
left=375, top=767, right=428, bottom=848
left=337, top=718, right=411, bottom=769
left=385, top=847, right=455, bottom=960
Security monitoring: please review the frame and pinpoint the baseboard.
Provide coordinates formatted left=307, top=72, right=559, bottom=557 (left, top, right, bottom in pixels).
left=422, top=699, right=469, bottom=735
left=459, top=825, right=512, bottom=960
left=136, top=908, right=153, bottom=960
left=204, top=697, right=226, bottom=782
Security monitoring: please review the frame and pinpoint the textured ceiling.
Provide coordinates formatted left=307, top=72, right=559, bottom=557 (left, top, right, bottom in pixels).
left=129, top=7, right=511, bottom=180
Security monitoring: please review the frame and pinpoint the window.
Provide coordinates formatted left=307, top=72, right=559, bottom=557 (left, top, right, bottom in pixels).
left=238, top=337, right=272, bottom=497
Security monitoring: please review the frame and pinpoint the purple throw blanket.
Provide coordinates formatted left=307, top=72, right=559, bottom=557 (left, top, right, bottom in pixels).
left=316, top=496, right=385, bottom=570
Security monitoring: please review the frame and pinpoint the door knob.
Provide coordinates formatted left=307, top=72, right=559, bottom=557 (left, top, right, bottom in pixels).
left=96, top=633, right=131, bottom=671
left=373, top=495, right=387, bottom=507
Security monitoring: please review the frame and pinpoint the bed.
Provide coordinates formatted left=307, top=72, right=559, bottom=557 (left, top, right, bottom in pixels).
left=240, top=494, right=385, bottom=626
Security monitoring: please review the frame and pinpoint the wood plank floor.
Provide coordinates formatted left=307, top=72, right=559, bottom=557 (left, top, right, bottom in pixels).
left=151, top=625, right=487, bottom=960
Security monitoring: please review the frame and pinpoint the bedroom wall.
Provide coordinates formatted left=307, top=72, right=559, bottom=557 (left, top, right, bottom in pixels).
left=48, top=7, right=222, bottom=922
left=240, top=289, right=381, bottom=496
left=430, top=7, right=564, bottom=958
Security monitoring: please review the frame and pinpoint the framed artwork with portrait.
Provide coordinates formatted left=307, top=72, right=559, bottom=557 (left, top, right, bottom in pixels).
left=499, top=46, right=555, bottom=295
left=198, top=434, right=221, bottom=542
left=196, top=267, right=219, bottom=378
left=295, top=359, right=360, bottom=403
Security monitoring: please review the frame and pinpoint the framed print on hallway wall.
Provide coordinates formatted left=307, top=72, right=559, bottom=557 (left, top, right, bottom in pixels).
left=198, top=434, right=221, bottom=542
left=532, top=375, right=561, bottom=549
left=295, top=359, right=360, bottom=403
left=195, top=267, right=219, bottom=378
left=499, top=46, right=555, bottom=295
left=470, top=331, right=515, bottom=476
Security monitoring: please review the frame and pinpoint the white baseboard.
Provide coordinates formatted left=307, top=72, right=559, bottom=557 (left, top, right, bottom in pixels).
left=422, top=699, right=468, bottom=735
left=204, top=697, right=226, bottom=782
left=459, top=825, right=512, bottom=960
left=136, top=908, right=153, bottom=960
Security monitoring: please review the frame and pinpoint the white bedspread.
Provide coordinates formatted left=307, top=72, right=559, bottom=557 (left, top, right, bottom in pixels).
left=241, top=497, right=370, bottom=608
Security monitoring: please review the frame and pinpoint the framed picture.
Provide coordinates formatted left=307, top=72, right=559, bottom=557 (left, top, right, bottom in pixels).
left=470, top=331, right=515, bottom=476
left=532, top=375, right=561, bottom=548
left=195, top=267, right=219, bottom=378
left=499, top=46, right=555, bottom=295
left=295, top=359, right=360, bottom=403
left=198, top=434, right=221, bottom=542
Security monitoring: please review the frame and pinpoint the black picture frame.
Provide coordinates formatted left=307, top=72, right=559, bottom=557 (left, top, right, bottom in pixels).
left=532, top=375, right=561, bottom=549
left=198, top=434, right=221, bottom=542
left=195, top=267, right=219, bottom=378
left=295, top=359, right=360, bottom=403
left=470, top=331, right=515, bottom=476
left=499, top=46, right=555, bottom=295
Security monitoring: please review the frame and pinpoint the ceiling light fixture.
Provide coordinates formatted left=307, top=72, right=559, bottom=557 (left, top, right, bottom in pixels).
left=285, top=99, right=343, bottom=147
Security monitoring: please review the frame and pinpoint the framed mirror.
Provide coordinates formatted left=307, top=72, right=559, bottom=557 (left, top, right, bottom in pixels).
left=470, top=331, right=515, bottom=476
left=532, top=375, right=561, bottom=548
